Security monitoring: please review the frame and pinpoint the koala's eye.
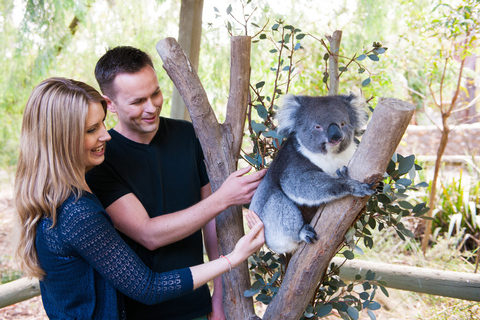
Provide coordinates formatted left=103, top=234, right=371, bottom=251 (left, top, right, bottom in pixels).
left=315, top=125, right=323, bottom=131
left=340, top=121, right=346, bottom=127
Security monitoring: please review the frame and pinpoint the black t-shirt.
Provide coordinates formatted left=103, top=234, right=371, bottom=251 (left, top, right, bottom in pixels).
left=86, top=117, right=211, bottom=320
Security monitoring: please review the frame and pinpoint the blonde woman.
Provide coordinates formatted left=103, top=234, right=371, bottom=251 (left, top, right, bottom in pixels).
left=15, top=77, right=264, bottom=320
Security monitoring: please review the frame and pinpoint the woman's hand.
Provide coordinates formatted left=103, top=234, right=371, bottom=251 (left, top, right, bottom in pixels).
left=227, top=210, right=265, bottom=268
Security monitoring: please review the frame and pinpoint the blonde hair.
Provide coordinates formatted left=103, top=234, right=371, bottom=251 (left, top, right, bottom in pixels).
left=15, top=77, right=107, bottom=278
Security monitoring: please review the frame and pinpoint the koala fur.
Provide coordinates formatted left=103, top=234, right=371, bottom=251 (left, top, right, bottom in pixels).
left=249, top=94, right=375, bottom=254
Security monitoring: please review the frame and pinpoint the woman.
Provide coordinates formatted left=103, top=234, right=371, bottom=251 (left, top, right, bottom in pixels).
left=15, top=77, right=264, bottom=319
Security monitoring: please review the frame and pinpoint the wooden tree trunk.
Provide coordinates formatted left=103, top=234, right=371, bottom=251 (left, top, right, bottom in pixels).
left=262, top=98, right=415, bottom=319
left=170, top=0, right=204, bottom=121
left=156, top=36, right=257, bottom=320
left=326, top=30, right=342, bottom=96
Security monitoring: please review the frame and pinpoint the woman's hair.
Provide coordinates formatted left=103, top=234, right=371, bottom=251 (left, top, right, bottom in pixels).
left=15, top=77, right=107, bottom=278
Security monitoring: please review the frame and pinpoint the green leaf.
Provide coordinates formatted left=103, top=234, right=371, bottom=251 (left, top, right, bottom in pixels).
left=365, top=270, right=375, bottom=281
left=396, top=178, right=412, bottom=187
left=402, top=228, right=415, bottom=238
left=374, top=47, right=386, bottom=54
left=367, top=309, right=377, bottom=320
left=272, top=23, right=279, bottom=30
left=244, top=288, right=258, bottom=297
left=324, top=53, right=330, bottom=60
left=415, top=182, right=429, bottom=188
left=282, top=66, right=290, bottom=71
left=398, top=155, right=415, bottom=174
left=343, top=250, right=355, bottom=260
left=362, top=78, right=371, bottom=86
left=359, top=292, right=370, bottom=300
left=226, top=4, right=232, bottom=15
left=256, top=104, right=268, bottom=119
left=317, top=304, right=333, bottom=317
left=269, top=49, right=278, bottom=53
left=259, top=33, right=267, bottom=40
left=284, top=25, right=294, bottom=30
left=398, top=200, right=414, bottom=209
left=357, top=54, right=367, bottom=61
left=364, top=236, right=374, bottom=249
left=367, top=301, right=381, bottom=310
left=296, top=33, right=306, bottom=39
left=368, top=54, right=379, bottom=61
left=294, top=42, right=301, bottom=51
left=255, top=81, right=265, bottom=89
left=251, top=120, right=267, bottom=133
left=339, top=66, right=348, bottom=72
left=380, top=285, right=389, bottom=297
left=347, top=306, right=359, bottom=319
left=284, top=34, right=290, bottom=43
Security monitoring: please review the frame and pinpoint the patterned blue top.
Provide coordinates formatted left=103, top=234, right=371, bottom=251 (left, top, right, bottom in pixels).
left=35, top=191, right=193, bottom=319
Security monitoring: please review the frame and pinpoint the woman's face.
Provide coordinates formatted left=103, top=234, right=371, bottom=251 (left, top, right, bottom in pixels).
left=84, top=102, right=111, bottom=169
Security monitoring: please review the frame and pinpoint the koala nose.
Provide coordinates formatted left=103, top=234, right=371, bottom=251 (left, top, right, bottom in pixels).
left=327, top=124, right=343, bottom=144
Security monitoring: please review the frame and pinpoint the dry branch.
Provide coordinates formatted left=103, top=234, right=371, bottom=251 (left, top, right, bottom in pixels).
left=262, top=98, right=415, bottom=319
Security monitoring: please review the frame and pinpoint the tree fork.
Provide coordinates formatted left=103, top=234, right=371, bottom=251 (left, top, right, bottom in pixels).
left=156, top=36, right=257, bottom=320
left=262, top=98, right=415, bottom=319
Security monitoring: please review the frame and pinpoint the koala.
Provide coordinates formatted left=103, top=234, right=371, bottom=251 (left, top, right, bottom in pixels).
left=249, top=94, right=375, bottom=254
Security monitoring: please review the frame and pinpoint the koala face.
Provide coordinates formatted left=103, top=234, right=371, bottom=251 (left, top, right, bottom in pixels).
left=276, top=94, right=365, bottom=156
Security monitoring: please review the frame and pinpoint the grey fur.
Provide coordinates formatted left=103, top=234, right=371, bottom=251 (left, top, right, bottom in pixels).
left=250, top=94, right=374, bottom=253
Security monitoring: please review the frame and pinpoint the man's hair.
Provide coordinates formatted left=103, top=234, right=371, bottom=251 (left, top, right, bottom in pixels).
left=15, top=77, right=107, bottom=278
left=95, top=46, right=155, bottom=99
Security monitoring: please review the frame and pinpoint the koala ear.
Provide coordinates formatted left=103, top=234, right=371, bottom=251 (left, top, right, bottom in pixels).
left=276, top=94, right=301, bottom=137
left=342, top=93, right=368, bottom=135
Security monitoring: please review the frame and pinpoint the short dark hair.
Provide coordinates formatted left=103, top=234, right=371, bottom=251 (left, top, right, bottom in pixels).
left=95, top=46, right=155, bottom=99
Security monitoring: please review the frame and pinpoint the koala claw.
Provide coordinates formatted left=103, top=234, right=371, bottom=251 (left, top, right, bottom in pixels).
left=336, top=166, right=349, bottom=178
left=299, top=224, right=318, bottom=244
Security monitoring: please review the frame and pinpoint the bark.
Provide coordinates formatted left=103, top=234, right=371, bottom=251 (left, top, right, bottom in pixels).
left=171, top=0, right=204, bottom=121
left=262, top=98, right=415, bottom=320
left=156, top=36, right=256, bottom=320
left=326, top=30, right=342, bottom=96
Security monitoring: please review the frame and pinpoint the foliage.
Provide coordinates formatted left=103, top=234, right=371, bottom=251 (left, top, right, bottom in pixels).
left=418, top=169, right=480, bottom=250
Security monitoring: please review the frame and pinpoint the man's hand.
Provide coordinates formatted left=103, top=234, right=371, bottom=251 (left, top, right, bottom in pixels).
left=215, top=167, right=267, bottom=210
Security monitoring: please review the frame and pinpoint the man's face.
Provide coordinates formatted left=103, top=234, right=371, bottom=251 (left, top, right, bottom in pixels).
left=107, top=66, right=163, bottom=144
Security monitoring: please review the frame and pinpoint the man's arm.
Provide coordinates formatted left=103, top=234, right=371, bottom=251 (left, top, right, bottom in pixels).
left=104, top=167, right=266, bottom=250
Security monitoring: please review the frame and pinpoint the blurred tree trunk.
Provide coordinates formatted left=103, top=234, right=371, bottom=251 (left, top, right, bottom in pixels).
left=157, top=36, right=257, bottom=320
left=170, top=0, right=204, bottom=121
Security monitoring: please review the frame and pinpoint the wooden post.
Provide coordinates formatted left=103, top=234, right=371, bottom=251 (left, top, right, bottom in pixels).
left=331, top=257, right=480, bottom=301
left=326, top=30, right=342, bottom=96
left=171, top=0, right=204, bottom=121
left=0, top=277, right=40, bottom=308
left=156, top=36, right=257, bottom=320
left=262, top=98, right=415, bottom=319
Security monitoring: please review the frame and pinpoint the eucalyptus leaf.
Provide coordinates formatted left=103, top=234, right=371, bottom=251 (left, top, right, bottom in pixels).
left=357, top=54, right=367, bottom=61
left=316, top=304, right=333, bottom=317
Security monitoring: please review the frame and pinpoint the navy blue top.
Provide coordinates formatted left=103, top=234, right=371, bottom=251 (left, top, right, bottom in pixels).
left=36, top=191, right=193, bottom=320
left=86, top=117, right=211, bottom=320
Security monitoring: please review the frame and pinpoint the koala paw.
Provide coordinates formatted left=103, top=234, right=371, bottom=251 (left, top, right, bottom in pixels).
left=299, top=224, right=318, bottom=244
left=336, top=166, right=349, bottom=179
left=352, top=181, right=376, bottom=197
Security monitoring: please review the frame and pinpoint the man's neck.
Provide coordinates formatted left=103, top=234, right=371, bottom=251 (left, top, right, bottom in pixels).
left=113, top=123, right=159, bottom=145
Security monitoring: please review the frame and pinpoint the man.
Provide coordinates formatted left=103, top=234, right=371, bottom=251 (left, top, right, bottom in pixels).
left=86, top=46, right=266, bottom=320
